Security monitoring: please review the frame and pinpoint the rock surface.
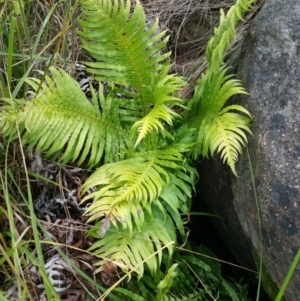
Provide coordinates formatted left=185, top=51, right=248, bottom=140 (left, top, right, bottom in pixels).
left=197, top=0, right=300, bottom=300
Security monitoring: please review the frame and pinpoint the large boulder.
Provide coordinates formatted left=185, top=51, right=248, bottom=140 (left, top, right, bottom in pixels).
left=197, top=0, right=300, bottom=300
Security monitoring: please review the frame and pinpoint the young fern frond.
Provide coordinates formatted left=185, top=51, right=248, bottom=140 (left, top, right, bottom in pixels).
left=156, top=264, right=178, bottom=301
left=185, top=0, right=254, bottom=174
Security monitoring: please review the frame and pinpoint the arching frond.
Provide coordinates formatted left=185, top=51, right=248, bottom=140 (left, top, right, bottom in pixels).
left=89, top=206, right=175, bottom=279
left=193, top=67, right=249, bottom=116
left=81, top=148, right=186, bottom=233
left=184, top=0, right=254, bottom=174
left=0, top=67, right=130, bottom=167
left=78, top=0, right=185, bottom=147
left=206, top=0, right=256, bottom=63
left=188, top=0, right=255, bottom=118
left=78, top=0, right=169, bottom=110
left=192, top=105, right=252, bottom=176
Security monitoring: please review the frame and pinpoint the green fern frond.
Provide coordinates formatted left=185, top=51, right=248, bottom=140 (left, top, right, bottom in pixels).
left=0, top=97, right=26, bottom=139
left=81, top=148, right=185, bottom=233
left=89, top=206, right=175, bottom=278
left=120, top=242, right=248, bottom=300
left=191, top=0, right=255, bottom=112
left=78, top=0, right=185, bottom=147
left=195, top=67, right=249, bottom=115
left=192, top=105, right=252, bottom=176
left=164, top=244, right=248, bottom=301
left=131, top=66, right=185, bottom=147
left=221, top=279, right=241, bottom=301
left=131, top=104, right=173, bottom=148
left=185, top=0, right=254, bottom=174
left=159, top=165, right=197, bottom=236
left=78, top=0, right=169, bottom=110
left=0, top=67, right=129, bottom=167
left=206, top=0, right=255, bottom=62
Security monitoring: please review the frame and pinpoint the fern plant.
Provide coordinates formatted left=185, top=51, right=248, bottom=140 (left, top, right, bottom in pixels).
left=0, top=0, right=255, bottom=299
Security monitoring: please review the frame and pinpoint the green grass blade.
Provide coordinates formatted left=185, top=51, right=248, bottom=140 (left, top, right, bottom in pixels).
left=247, top=148, right=262, bottom=301
left=11, top=3, right=58, bottom=99
left=6, top=141, right=60, bottom=300
left=7, top=16, right=18, bottom=93
left=0, top=149, right=32, bottom=299
left=275, top=248, right=300, bottom=301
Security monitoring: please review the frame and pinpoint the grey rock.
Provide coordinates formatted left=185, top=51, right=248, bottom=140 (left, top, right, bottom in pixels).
left=197, top=0, right=300, bottom=300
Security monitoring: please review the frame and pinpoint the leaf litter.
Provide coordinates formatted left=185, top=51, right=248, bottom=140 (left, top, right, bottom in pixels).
left=5, top=152, right=113, bottom=300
